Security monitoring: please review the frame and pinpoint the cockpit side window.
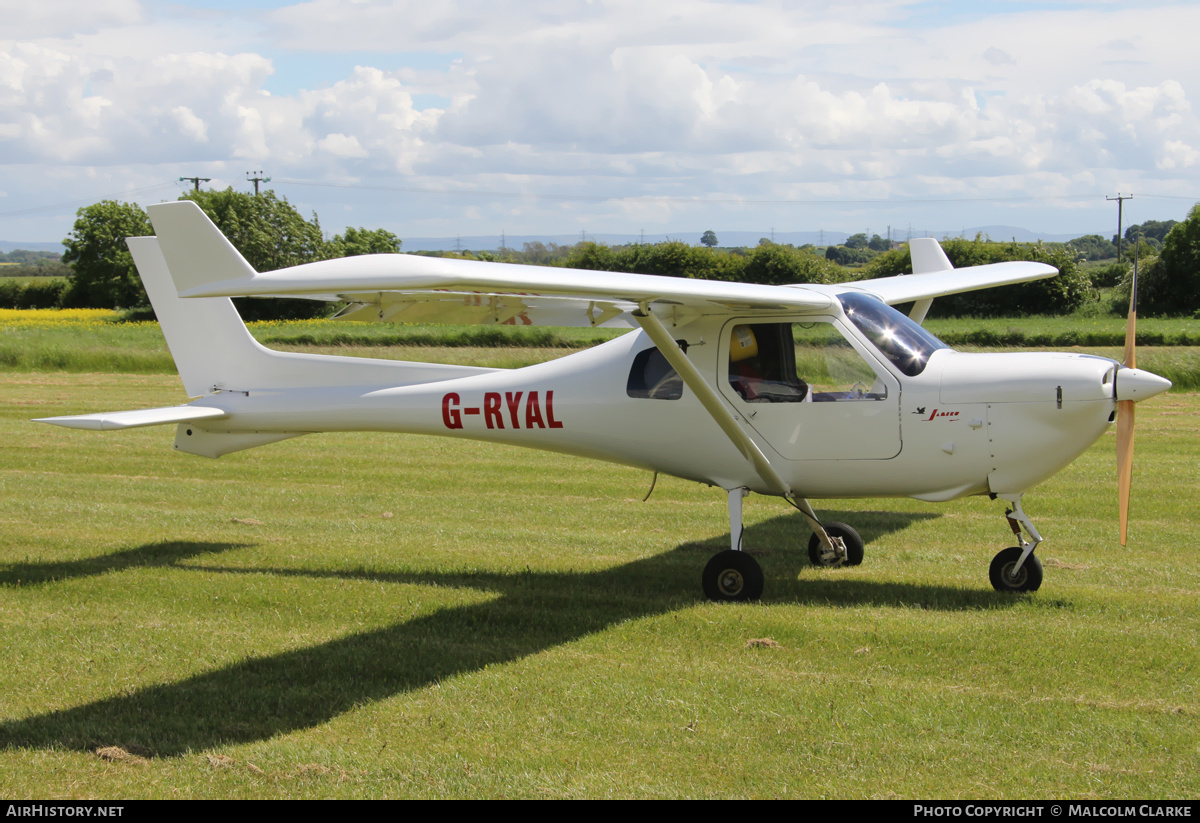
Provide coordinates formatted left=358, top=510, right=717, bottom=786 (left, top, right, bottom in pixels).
left=727, top=320, right=889, bottom=403
left=793, top=321, right=888, bottom=401
left=728, top=323, right=809, bottom=402
left=838, top=292, right=949, bottom=376
left=627, top=347, right=683, bottom=399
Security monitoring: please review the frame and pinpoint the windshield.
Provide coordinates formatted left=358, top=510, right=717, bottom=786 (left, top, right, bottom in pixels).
left=838, top=292, right=950, bottom=376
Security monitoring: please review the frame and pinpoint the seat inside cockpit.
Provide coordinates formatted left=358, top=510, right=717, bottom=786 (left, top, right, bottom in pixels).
left=728, top=323, right=809, bottom=403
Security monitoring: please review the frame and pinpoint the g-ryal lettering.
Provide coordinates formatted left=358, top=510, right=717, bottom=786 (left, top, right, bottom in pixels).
left=442, top=392, right=463, bottom=430
left=484, top=392, right=503, bottom=429
left=442, top=390, right=564, bottom=430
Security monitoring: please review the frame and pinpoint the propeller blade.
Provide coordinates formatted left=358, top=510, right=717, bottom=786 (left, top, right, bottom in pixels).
left=1117, top=398, right=1135, bottom=546
left=1123, top=259, right=1138, bottom=370
left=1118, top=251, right=1138, bottom=546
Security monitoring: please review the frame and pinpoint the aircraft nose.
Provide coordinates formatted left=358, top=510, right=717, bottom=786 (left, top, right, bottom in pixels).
left=1114, top=367, right=1172, bottom=402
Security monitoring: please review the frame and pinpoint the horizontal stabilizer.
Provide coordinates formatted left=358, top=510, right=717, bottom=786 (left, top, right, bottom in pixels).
left=36, top=405, right=227, bottom=431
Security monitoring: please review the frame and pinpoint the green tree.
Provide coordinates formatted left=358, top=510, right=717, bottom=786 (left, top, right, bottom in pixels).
left=181, top=188, right=329, bottom=272
left=180, top=188, right=336, bottom=320
left=863, top=235, right=1089, bottom=316
left=61, top=200, right=154, bottom=309
left=1122, top=220, right=1177, bottom=247
left=741, top=243, right=841, bottom=286
left=559, top=240, right=740, bottom=281
left=329, top=226, right=402, bottom=257
left=825, top=244, right=874, bottom=266
left=1138, top=204, right=1200, bottom=316
left=700, top=230, right=719, bottom=248
left=1067, top=234, right=1117, bottom=261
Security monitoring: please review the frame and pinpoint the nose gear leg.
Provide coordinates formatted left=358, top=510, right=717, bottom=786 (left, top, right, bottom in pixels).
left=990, top=493, right=1045, bottom=593
left=1000, top=493, right=1043, bottom=574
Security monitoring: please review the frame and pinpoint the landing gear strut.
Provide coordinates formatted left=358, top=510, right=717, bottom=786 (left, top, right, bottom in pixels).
left=702, top=488, right=765, bottom=602
left=807, top=522, right=864, bottom=567
left=990, top=494, right=1043, bottom=593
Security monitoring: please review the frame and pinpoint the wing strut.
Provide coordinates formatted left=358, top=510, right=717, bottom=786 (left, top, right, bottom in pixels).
left=631, top=305, right=839, bottom=553
left=632, top=305, right=791, bottom=497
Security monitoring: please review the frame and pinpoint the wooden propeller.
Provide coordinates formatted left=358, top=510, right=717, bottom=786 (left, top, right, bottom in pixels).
left=1117, top=262, right=1138, bottom=546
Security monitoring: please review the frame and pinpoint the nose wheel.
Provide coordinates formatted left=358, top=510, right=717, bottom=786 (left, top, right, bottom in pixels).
left=991, top=495, right=1044, bottom=593
left=989, top=546, right=1043, bottom=592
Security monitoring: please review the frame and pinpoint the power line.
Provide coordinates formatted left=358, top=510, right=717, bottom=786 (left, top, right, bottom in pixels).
left=179, top=176, right=211, bottom=192
left=1107, top=192, right=1133, bottom=260
left=246, top=170, right=271, bottom=195
left=272, top=178, right=1198, bottom=209
left=272, top=178, right=1053, bottom=205
left=0, top=181, right=180, bottom=221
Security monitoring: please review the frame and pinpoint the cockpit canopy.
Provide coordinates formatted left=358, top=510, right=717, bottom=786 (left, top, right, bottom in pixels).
left=838, top=292, right=949, bottom=377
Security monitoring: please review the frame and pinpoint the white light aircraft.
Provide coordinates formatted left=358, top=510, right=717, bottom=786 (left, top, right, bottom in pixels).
left=38, top=202, right=1172, bottom=600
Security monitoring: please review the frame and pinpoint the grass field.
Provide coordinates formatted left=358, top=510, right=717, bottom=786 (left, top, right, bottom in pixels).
left=1, top=355, right=1198, bottom=797
left=3, top=311, right=1199, bottom=389
left=1, top=312, right=1197, bottom=797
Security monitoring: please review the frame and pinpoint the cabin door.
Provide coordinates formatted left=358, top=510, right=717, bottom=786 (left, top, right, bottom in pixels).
left=719, top=318, right=901, bottom=461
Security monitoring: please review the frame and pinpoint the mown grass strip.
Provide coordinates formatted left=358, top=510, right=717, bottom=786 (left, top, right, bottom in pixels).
left=1, top=373, right=1196, bottom=798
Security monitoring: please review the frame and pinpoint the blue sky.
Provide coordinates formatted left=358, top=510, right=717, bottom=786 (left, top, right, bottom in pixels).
left=2, top=0, right=1197, bottom=245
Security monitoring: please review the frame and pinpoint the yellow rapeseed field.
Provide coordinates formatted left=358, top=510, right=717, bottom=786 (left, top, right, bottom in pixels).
left=0, top=308, right=119, bottom=327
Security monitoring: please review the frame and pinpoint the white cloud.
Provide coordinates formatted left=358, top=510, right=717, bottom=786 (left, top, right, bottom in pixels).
left=3, top=0, right=142, bottom=39
left=2, top=1, right=1198, bottom=241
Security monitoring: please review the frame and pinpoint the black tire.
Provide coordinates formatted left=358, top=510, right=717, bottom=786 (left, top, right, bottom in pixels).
left=989, top=546, right=1043, bottom=593
left=702, top=550, right=765, bottom=602
left=807, top=522, right=865, bottom=567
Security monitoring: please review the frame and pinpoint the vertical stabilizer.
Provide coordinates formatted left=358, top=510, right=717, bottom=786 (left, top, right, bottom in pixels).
left=905, top=238, right=954, bottom=324
left=128, top=236, right=276, bottom=398
left=128, top=221, right=496, bottom=398
left=909, top=237, right=954, bottom=275
left=146, top=201, right=258, bottom=294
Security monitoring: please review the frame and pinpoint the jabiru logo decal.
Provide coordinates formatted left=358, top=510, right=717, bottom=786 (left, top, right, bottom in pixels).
left=913, top=407, right=960, bottom=422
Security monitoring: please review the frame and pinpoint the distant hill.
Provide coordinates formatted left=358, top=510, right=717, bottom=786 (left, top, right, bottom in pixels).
left=2, top=226, right=1100, bottom=256
left=0, top=240, right=63, bottom=254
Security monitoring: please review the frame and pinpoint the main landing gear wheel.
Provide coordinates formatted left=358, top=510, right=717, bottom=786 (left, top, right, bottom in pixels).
left=807, top=522, right=864, bottom=567
left=989, top=546, right=1043, bottom=593
left=702, top=550, right=764, bottom=602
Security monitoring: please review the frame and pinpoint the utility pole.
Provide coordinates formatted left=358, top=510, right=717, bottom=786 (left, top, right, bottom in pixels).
left=246, top=170, right=271, bottom=195
left=1107, top=192, right=1133, bottom=260
left=179, top=176, right=210, bottom=192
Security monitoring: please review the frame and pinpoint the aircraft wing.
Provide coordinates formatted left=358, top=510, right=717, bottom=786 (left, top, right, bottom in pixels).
left=147, top=201, right=1058, bottom=327
left=148, top=202, right=835, bottom=327
left=838, top=260, right=1059, bottom=306
left=175, top=250, right=836, bottom=317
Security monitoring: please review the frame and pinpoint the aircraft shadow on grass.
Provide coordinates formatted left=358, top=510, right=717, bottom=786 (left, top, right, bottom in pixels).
left=2, top=508, right=1027, bottom=758
left=0, top=541, right=250, bottom=587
